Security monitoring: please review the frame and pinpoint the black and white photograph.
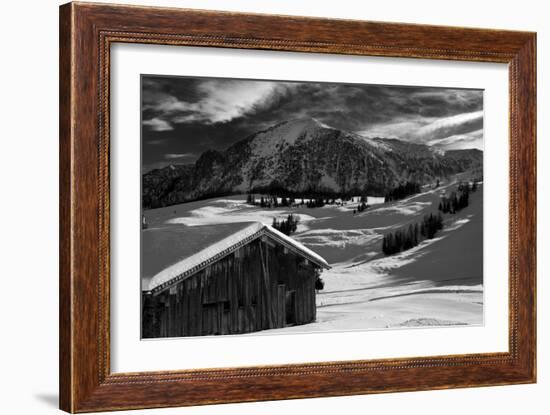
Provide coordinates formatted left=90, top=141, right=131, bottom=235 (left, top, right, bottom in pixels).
left=3, top=0, right=545, bottom=414
left=140, top=75, right=484, bottom=339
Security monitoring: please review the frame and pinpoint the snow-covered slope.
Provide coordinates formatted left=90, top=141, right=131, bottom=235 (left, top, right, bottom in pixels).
left=144, top=179, right=484, bottom=331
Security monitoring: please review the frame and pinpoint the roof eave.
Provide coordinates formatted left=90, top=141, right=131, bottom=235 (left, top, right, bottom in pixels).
left=147, top=225, right=330, bottom=294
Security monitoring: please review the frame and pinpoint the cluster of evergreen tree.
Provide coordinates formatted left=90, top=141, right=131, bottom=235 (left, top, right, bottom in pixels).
left=246, top=184, right=375, bottom=206
left=247, top=190, right=391, bottom=210
left=438, top=186, right=470, bottom=214
left=382, top=212, right=443, bottom=255
left=249, top=195, right=296, bottom=208
left=382, top=223, right=420, bottom=255
left=458, top=180, right=479, bottom=193
left=249, top=193, right=334, bottom=208
left=280, top=197, right=295, bottom=207
left=353, top=202, right=368, bottom=214
left=306, top=198, right=325, bottom=208
left=259, top=196, right=272, bottom=207
left=246, top=193, right=256, bottom=204
left=272, top=214, right=300, bottom=236
left=384, top=181, right=421, bottom=202
left=420, top=212, right=444, bottom=239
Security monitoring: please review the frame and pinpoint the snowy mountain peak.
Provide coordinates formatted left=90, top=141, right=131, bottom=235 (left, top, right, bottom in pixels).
left=284, top=116, right=328, bottom=129
left=265, top=117, right=329, bottom=139
left=248, top=117, right=332, bottom=158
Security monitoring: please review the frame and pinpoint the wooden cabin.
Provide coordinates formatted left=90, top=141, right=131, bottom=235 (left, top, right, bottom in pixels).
left=141, top=222, right=330, bottom=338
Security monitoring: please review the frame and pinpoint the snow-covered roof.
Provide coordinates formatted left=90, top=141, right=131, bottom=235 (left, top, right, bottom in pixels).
left=142, top=222, right=330, bottom=294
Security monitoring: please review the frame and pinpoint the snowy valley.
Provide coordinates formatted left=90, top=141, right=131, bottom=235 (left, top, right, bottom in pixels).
left=143, top=176, right=483, bottom=334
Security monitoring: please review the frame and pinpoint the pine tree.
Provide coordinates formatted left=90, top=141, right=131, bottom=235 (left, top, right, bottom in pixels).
left=315, top=271, right=325, bottom=291
left=272, top=214, right=299, bottom=236
left=387, top=233, right=394, bottom=254
left=437, top=213, right=443, bottom=231
left=141, top=215, right=148, bottom=230
left=405, top=225, right=414, bottom=249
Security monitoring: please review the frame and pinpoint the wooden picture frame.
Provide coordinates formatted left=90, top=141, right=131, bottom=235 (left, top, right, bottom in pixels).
left=59, top=2, right=536, bottom=412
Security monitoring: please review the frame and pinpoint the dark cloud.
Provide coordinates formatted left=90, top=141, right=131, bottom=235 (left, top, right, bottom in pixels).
left=141, top=75, right=483, bottom=171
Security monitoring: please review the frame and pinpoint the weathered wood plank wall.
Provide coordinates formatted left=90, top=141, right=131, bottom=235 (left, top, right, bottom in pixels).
left=142, top=239, right=320, bottom=338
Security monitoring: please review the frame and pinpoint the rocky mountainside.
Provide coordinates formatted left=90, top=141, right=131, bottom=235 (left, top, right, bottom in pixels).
left=142, top=118, right=482, bottom=209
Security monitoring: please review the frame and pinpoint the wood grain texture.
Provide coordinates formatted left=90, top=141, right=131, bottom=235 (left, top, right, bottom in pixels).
left=59, top=2, right=537, bottom=412
left=142, top=239, right=319, bottom=338
left=59, top=3, right=73, bottom=411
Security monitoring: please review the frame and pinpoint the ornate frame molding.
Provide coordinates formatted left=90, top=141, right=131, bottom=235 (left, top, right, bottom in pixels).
left=60, top=2, right=536, bottom=412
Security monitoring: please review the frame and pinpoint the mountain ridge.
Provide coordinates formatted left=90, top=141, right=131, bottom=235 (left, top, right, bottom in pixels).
left=143, top=118, right=482, bottom=209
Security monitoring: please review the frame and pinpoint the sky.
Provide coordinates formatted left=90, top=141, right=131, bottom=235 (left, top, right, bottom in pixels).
left=142, top=75, right=483, bottom=172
